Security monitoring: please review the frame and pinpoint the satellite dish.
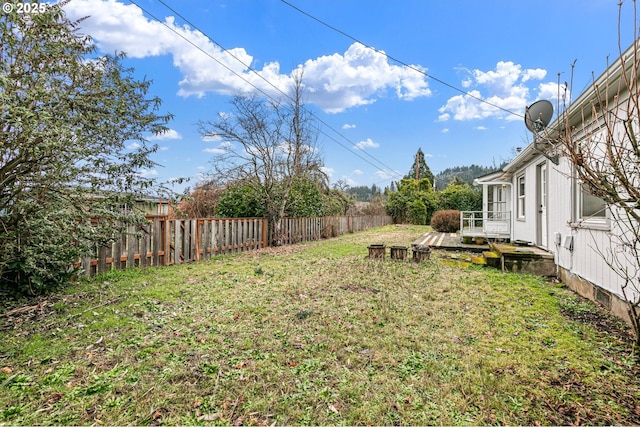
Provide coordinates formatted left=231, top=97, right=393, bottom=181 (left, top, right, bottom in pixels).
left=524, top=100, right=553, bottom=133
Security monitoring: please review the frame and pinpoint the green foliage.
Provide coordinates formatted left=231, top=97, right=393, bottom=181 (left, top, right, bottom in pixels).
left=0, top=5, right=173, bottom=295
left=321, top=189, right=353, bottom=216
left=404, top=148, right=434, bottom=186
left=216, top=182, right=266, bottom=218
left=431, top=210, right=461, bottom=232
left=438, top=181, right=482, bottom=211
left=385, top=179, right=438, bottom=224
left=434, top=164, right=504, bottom=190
left=346, top=184, right=381, bottom=202
left=408, top=200, right=427, bottom=225
left=217, top=178, right=345, bottom=218
left=286, top=178, right=324, bottom=217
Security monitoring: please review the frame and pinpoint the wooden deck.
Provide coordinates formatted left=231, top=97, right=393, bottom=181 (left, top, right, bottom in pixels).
left=413, top=232, right=557, bottom=276
left=412, top=231, right=490, bottom=253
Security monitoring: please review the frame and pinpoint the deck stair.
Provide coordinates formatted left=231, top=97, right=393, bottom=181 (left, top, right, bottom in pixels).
left=412, top=232, right=556, bottom=277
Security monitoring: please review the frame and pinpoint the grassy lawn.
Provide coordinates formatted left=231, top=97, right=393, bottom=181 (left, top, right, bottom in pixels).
left=1, top=225, right=639, bottom=425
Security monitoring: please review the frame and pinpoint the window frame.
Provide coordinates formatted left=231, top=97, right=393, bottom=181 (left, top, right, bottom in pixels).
left=574, top=182, right=610, bottom=230
left=516, top=174, right=526, bottom=220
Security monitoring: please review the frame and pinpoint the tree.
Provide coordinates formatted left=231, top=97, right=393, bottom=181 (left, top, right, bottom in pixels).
left=541, top=11, right=640, bottom=344
left=0, top=4, right=173, bottom=295
left=198, top=73, right=325, bottom=244
left=385, top=178, right=438, bottom=224
left=178, top=179, right=224, bottom=218
left=216, top=181, right=266, bottom=218
left=404, top=148, right=434, bottom=187
left=438, top=180, right=482, bottom=212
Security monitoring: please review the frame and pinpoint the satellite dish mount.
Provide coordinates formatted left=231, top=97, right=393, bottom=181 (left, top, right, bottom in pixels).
left=524, top=100, right=558, bottom=165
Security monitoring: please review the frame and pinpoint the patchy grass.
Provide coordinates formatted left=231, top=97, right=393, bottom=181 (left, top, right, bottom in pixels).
left=1, top=224, right=639, bottom=425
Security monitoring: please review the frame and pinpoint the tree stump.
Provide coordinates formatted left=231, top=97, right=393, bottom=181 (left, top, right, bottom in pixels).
left=390, top=246, right=408, bottom=261
left=412, top=244, right=431, bottom=262
left=368, top=244, right=386, bottom=259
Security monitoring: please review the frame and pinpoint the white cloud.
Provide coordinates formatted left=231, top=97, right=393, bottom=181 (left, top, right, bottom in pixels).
left=352, top=169, right=363, bottom=175
left=475, top=126, right=487, bottom=131
left=340, top=176, right=359, bottom=186
left=354, top=138, right=380, bottom=150
left=202, top=134, right=222, bottom=142
left=203, top=147, right=227, bottom=154
left=63, top=1, right=431, bottom=113
left=375, top=170, right=394, bottom=180
left=300, top=43, right=431, bottom=113
left=137, top=168, right=158, bottom=177
left=320, top=166, right=334, bottom=178
left=203, top=141, right=233, bottom=154
left=150, top=129, right=182, bottom=141
left=441, top=128, right=449, bottom=133
left=126, top=142, right=142, bottom=150
left=342, top=123, right=356, bottom=130
left=158, top=146, right=169, bottom=151
left=439, top=61, right=556, bottom=122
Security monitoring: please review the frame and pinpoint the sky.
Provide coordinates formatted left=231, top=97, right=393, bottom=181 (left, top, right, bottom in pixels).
left=57, top=0, right=638, bottom=193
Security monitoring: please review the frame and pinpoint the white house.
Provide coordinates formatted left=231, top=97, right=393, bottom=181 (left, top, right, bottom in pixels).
left=474, top=40, right=640, bottom=327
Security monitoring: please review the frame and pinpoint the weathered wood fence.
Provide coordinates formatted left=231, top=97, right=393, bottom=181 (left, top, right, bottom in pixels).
left=78, top=215, right=392, bottom=277
left=275, top=215, right=393, bottom=245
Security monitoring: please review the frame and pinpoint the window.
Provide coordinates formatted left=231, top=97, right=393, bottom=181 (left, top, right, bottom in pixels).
left=577, top=183, right=608, bottom=225
left=517, top=175, right=525, bottom=219
left=487, top=185, right=506, bottom=219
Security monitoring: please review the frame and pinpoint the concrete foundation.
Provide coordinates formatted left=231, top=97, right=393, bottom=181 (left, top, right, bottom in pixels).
left=558, top=267, right=634, bottom=329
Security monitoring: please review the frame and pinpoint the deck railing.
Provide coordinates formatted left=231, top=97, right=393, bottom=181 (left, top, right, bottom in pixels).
left=460, top=211, right=511, bottom=239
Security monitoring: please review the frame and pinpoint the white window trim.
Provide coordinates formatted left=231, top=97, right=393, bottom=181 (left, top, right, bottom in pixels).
left=571, top=183, right=610, bottom=230
left=517, top=174, right=526, bottom=220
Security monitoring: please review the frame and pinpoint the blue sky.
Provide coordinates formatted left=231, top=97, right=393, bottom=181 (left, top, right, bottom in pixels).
left=60, top=0, right=637, bottom=193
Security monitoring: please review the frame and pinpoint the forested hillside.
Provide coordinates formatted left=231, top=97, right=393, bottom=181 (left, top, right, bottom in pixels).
left=434, top=164, right=505, bottom=190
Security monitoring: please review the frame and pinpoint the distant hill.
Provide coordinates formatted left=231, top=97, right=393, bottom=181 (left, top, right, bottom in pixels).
left=346, top=184, right=382, bottom=202
left=434, top=164, right=505, bottom=190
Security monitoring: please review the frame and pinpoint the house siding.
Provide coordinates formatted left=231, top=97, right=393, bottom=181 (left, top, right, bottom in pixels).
left=510, top=164, right=540, bottom=245
left=524, top=156, right=633, bottom=310
left=475, top=40, right=640, bottom=328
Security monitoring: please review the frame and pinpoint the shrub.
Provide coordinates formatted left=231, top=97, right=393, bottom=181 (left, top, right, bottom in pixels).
left=431, top=210, right=460, bottom=232
left=408, top=200, right=427, bottom=225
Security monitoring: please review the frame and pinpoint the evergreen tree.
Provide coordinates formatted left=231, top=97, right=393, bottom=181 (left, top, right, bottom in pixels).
left=404, top=148, right=434, bottom=186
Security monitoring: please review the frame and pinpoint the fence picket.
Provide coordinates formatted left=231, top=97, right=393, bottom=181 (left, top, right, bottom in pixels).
left=77, top=215, right=391, bottom=277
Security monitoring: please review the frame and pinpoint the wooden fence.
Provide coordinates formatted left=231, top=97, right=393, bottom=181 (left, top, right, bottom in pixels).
left=78, top=215, right=392, bottom=277
left=276, top=215, right=393, bottom=245
left=78, top=217, right=266, bottom=277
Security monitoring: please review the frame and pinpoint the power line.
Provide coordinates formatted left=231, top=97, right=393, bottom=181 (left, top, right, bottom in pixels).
left=127, top=0, right=404, bottom=182
left=279, top=0, right=525, bottom=120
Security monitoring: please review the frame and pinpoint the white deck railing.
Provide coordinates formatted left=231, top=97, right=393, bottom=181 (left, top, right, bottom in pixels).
left=460, top=211, right=511, bottom=240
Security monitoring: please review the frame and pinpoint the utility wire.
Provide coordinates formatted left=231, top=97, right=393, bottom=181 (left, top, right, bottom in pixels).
left=279, top=0, right=526, bottom=120
left=127, top=0, right=404, bottom=182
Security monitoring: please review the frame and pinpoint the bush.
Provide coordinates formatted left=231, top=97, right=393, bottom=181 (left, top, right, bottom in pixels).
left=430, top=210, right=460, bottom=232
left=408, top=200, right=427, bottom=225
left=438, top=182, right=482, bottom=211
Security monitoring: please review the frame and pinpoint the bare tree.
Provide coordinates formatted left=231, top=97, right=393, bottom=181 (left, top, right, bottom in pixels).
left=543, top=5, right=640, bottom=345
left=198, top=73, right=325, bottom=244
left=177, top=178, right=224, bottom=219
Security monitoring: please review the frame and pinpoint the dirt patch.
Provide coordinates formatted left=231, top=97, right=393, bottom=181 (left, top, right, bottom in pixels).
left=560, top=302, right=634, bottom=343
left=339, top=283, right=380, bottom=294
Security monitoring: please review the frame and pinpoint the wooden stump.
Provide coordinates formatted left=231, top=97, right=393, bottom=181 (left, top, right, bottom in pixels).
left=412, top=244, right=431, bottom=262
left=368, top=244, right=386, bottom=259
left=390, top=246, right=408, bottom=261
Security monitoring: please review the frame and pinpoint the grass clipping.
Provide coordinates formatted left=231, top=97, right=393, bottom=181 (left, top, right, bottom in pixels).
left=1, top=225, right=639, bottom=425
